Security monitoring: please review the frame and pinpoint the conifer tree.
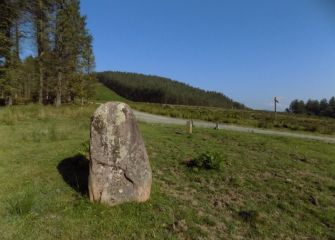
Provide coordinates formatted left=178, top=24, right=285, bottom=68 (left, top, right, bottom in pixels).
left=0, top=0, right=24, bottom=105
left=33, top=0, right=52, bottom=104
left=0, top=0, right=95, bottom=106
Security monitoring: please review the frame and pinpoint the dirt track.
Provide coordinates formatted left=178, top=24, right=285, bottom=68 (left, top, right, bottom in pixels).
left=133, top=110, right=335, bottom=144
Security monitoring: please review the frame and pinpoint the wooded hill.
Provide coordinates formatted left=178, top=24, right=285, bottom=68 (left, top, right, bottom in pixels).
left=97, top=71, right=246, bottom=109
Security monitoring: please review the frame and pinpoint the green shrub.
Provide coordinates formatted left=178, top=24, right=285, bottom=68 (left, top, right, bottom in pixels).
left=188, top=151, right=225, bottom=171
left=238, top=210, right=259, bottom=224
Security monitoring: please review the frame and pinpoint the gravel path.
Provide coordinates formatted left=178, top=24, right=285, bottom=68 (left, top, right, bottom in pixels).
left=133, top=110, right=335, bottom=144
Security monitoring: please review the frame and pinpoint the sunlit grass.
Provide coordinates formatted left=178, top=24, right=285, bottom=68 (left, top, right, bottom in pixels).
left=0, top=104, right=334, bottom=239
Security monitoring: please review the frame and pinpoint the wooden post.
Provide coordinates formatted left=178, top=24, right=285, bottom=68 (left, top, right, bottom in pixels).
left=186, top=120, right=192, bottom=134
left=214, top=122, right=219, bottom=130
left=274, top=97, right=279, bottom=119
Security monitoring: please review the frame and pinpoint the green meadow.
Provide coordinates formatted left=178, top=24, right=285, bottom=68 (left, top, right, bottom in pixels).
left=0, top=102, right=334, bottom=239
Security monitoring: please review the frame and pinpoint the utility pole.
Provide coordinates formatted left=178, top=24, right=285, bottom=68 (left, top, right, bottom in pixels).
left=274, top=97, right=279, bottom=119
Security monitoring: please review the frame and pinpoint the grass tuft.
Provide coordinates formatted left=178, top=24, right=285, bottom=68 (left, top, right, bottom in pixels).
left=7, top=193, right=34, bottom=216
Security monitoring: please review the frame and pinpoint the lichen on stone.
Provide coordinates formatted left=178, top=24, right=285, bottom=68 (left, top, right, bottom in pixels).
left=89, top=102, right=152, bottom=206
left=115, top=103, right=126, bottom=125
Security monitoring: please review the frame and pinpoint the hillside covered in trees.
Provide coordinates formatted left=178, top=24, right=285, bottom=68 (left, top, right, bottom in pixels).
left=289, top=97, right=335, bottom=118
left=0, top=0, right=95, bottom=106
left=97, top=71, right=246, bottom=109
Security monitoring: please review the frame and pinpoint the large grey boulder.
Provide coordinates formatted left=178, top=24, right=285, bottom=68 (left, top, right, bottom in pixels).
left=89, top=102, right=152, bottom=206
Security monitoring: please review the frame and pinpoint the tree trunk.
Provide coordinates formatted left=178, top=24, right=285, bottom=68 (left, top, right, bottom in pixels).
left=27, top=86, right=30, bottom=100
left=45, top=77, right=49, bottom=102
left=25, top=75, right=30, bottom=99
left=37, top=0, right=45, bottom=105
left=39, top=63, right=43, bottom=104
left=55, top=71, right=62, bottom=107
left=7, top=96, right=13, bottom=106
left=15, top=21, right=20, bottom=61
left=81, top=97, right=84, bottom=105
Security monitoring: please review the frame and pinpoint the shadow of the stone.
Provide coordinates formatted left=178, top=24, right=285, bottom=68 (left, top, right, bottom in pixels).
left=57, top=154, right=89, bottom=196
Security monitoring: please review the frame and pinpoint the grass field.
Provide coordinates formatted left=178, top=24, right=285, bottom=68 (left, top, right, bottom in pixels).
left=96, top=83, right=335, bottom=135
left=94, top=83, right=129, bottom=103
left=0, top=104, right=335, bottom=239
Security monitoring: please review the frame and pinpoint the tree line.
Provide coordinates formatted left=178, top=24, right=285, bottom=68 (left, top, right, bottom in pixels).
left=288, top=97, right=335, bottom=118
left=97, top=71, right=246, bottom=109
left=0, top=0, right=95, bottom=106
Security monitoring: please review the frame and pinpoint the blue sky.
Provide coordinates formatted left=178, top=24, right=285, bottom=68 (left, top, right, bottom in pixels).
left=81, top=0, right=335, bottom=110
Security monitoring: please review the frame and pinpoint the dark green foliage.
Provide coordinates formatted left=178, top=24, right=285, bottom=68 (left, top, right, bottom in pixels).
left=329, top=97, right=335, bottom=117
left=0, top=0, right=22, bottom=105
left=238, top=210, right=259, bottom=224
left=306, top=99, right=320, bottom=115
left=289, top=97, right=335, bottom=118
left=0, top=1, right=13, bottom=65
left=289, top=99, right=306, bottom=114
left=0, top=0, right=96, bottom=106
left=187, top=151, right=225, bottom=171
left=97, top=71, right=246, bottom=109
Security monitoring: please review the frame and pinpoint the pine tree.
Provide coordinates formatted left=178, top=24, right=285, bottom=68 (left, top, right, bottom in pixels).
left=306, top=99, right=320, bottom=115
left=319, top=98, right=329, bottom=116
left=0, top=0, right=23, bottom=105
left=33, top=0, right=52, bottom=104
left=0, top=0, right=95, bottom=106
left=53, top=0, right=95, bottom=106
left=76, top=18, right=96, bottom=104
left=329, top=97, right=335, bottom=118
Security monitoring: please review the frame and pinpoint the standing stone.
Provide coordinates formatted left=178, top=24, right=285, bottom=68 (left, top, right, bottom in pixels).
left=89, top=102, right=152, bottom=206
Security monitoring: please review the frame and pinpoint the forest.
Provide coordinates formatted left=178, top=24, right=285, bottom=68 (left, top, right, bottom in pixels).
left=0, top=0, right=95, bottom=106
left=289, top=97, right=335, bottom=118
left=97, top=71, right=246, bottom=109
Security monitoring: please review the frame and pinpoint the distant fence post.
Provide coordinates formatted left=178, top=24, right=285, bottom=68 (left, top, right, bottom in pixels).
left=186, top=120, right=192, bottom=134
